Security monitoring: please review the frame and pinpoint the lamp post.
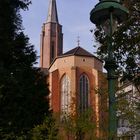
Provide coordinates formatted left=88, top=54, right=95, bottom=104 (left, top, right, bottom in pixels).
left=90, top=0, right=128, bottom=139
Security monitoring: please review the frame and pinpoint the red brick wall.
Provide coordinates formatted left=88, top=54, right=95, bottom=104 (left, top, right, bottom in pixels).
left=51, top=70, right=60, bottom=112
left=40, top=22, right=63, bottom=68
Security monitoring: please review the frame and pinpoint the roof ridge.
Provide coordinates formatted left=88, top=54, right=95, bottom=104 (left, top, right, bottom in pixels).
left=73, top=47, right=80, bottom=55
left=81, top=47, right=93, bottom=55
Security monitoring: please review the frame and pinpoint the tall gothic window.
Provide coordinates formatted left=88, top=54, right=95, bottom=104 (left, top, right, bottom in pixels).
left=61, top=74, right=71, bottom=116
left=79, top=74, right=90, bottom=113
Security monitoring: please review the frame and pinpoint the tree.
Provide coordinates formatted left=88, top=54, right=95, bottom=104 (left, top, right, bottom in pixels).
left=0, top=0, right=51, bottom=139
left=93, top=0, right=140, bottom=93
left=30, top=116, right=58, bottom=140
left=92, top=0, right=140, bottom=138
left=116, top=80, right=140, bottom=137
left=59, top=109, right=97, bottom=140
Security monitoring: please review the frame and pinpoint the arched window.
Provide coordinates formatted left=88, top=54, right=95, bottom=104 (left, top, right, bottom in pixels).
left=79, top=74, right=90, bottom=113
left=61, top=75, right=71, bottom=116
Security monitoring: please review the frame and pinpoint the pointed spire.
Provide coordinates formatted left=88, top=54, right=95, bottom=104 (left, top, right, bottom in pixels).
left=47, top=0, right=59, bottom=23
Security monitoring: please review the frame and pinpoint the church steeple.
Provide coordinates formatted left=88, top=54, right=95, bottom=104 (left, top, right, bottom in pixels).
left=40, top=0, right=63, bottom=68
left=47, top=0, right=59, bottom=23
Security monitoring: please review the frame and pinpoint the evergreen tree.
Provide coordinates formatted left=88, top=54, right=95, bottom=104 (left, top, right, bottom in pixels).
left=30, top=116, right=58, bottom=140
left=0, top=0, right=50, bottom=139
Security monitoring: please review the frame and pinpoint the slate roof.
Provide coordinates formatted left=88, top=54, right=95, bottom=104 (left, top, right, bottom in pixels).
left=49, top=46, right=103, bottom=69
left=62, top=46, right=94, bottom=57
left=62, top=47, right=102, bottom=62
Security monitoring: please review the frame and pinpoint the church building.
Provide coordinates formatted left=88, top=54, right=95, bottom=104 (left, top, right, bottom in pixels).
left=40, top=0, right=108, bottom=138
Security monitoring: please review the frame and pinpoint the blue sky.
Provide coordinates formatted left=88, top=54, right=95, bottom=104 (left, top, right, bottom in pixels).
left=22, top=0, right=99, bottom=63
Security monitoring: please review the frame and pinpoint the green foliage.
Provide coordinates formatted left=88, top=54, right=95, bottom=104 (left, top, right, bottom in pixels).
left=0, top=0, right=51, bottom=139
left=60, top=109, right=96, bottom=140
left=117, top=90, right=140, bottom=134
left=93, top=0, right=140, bottom=91
left=93, top=1, right=140, bottom=135
left=30, top=116, right=58, bottom=140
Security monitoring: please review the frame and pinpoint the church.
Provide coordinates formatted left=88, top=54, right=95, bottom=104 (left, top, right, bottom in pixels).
left=40, top=0, right=108, bottom=138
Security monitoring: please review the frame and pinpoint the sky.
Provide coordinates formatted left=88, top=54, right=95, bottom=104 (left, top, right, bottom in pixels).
left=22, top=0, right=99, bottom=64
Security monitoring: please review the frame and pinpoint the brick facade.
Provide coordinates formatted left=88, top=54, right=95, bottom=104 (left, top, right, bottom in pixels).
left=48, top=55, right=108, bottom=138
left=40, top=0, right=108, bottom=139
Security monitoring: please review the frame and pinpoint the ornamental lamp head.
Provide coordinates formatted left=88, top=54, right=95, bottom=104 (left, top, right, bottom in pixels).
left=90, top=0, right=129, bottom=34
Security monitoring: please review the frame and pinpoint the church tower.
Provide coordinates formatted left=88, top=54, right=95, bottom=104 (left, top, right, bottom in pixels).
left=40, top=0, right=63, bottom=68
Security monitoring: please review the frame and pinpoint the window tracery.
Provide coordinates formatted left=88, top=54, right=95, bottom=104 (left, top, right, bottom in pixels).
left=61, top=74, right=71, bottom=116
left=79, top=74, right=90, bottom=113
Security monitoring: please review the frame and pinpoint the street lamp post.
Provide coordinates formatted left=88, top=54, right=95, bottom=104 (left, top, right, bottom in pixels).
left=90, top=0, right=128, bottom=139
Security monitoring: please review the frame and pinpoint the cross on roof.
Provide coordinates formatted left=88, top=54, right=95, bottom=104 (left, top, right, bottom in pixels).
left=77, top=36, right=80, bottom=46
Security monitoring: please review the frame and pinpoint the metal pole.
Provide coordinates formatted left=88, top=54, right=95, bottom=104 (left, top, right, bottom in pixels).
left=105, top=11, right=117, bottom=140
